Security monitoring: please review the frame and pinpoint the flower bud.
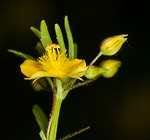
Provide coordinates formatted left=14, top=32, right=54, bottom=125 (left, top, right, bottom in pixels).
left=84, top=66, right=105, bottom=79
left=31, top=78, right=48, bottom=91
left=100, top=34, right=128, bottom=56
left=100, top=59, right=121, bottom=78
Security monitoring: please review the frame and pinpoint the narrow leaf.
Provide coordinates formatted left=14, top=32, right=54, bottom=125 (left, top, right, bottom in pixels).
left=40, top=20, right=52, bottom=48
left=74, top=43, right=78, bottom=58
left=46, top=77, right=53, bottom=89
left=32, top=104, right=48, bottom=135
left=30, top=26, right=41, bottom=39
left=39, top=130, right=47, bottom=140
left=35, top=42, right=45, bottom=55
left=64, top=16, right=74, bottom=59
left=59, top=126, right=90, bottom=140
left=8, top=49, right=35, bottom=60
left=55, top=23, right=66, bottom=52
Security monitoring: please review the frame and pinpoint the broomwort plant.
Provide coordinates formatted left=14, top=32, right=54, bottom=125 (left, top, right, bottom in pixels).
left=8, top=15, right=128, bottom=140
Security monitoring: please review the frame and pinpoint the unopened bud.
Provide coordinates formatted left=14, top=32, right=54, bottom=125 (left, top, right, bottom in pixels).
left=100, top=59, right=121, bottom=78
left=100, top=34, right=128, bottom=56
left=31, top=78, right=48, bottom=91
left=84, top=66, right=105, bottom=79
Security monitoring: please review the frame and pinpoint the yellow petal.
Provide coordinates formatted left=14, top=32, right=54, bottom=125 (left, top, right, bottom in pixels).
left=20, top=60, right=42, bottom=78
left=62, top=59, right=87, bottom=78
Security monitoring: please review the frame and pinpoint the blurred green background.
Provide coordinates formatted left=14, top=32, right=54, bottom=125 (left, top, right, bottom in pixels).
left=1, top=0, right=150, bottom=139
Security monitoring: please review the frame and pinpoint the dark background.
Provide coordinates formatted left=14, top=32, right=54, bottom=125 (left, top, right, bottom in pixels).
left=1, top=0, right=150, bottom=140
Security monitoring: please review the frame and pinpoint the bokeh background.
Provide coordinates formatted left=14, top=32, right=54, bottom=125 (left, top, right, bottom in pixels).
left=1, top=0, right=150, bottom=139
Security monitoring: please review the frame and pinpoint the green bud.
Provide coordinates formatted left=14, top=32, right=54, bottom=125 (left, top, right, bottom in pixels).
left=31, top=78, right=48, bottom=91
left=100, top=59, right=121, bottom=78
left=100, top=34, right=128, bottom=56
left=84, top=66, right=105, bottom=79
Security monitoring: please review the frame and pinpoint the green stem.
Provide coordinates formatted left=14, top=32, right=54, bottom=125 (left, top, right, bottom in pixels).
left=47, top=79, right=64, bottom=140
left=89, top=51, right=102, bottom=66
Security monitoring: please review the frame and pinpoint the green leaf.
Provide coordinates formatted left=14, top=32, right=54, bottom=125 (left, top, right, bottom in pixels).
left=74, top=43, right=78, bottom=58
left=46, top=77, right=53, bottom=89
left=8, top=49, right=36, bottom=60
left=59, top=126, right=90, bottom=140
left=40, top=20, right=52, bottom=48
left=55, top=23, right=66, bottom=52
left=39, top=130, right=47, bottom=140
left=32, top=104, right=48, bottom=135
left=35, top=42, right=45, bottom=55
left=64, top=16, right=75, bottom=59
left=30, top=26, right=41, bottom=39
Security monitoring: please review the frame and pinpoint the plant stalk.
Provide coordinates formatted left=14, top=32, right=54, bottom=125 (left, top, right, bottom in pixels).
left=47, top=79, right=63, bottom=140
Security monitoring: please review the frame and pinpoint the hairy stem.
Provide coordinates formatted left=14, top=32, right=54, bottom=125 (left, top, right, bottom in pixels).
left=47, top=79, right=63, bottom=140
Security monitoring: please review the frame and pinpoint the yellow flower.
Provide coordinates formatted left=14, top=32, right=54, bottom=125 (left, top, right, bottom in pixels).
left=20, top=44, right=87, bottom=80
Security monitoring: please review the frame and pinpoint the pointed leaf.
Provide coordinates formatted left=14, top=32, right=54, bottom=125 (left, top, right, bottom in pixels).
left=30, top=26, right=41, bottom=39
left=32, top=104, right=48, bottom=135
left=55, top=23, right=66, bottom=52
left=59, top=126, right=90, bottom=140
left=46, top=77, right=53, bottom=89
left=64, top=16, right=75, bottom=59
left=8, top=49, right=36, bottom=60
left=35, top=42, right=45, bottom=55
left=39, top=130, right=47, bottom=140
left=40, top=20, right=52, bottom=48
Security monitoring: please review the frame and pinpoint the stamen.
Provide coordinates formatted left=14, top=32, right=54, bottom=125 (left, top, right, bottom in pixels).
left=47, top=44, right=60, bottom=49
